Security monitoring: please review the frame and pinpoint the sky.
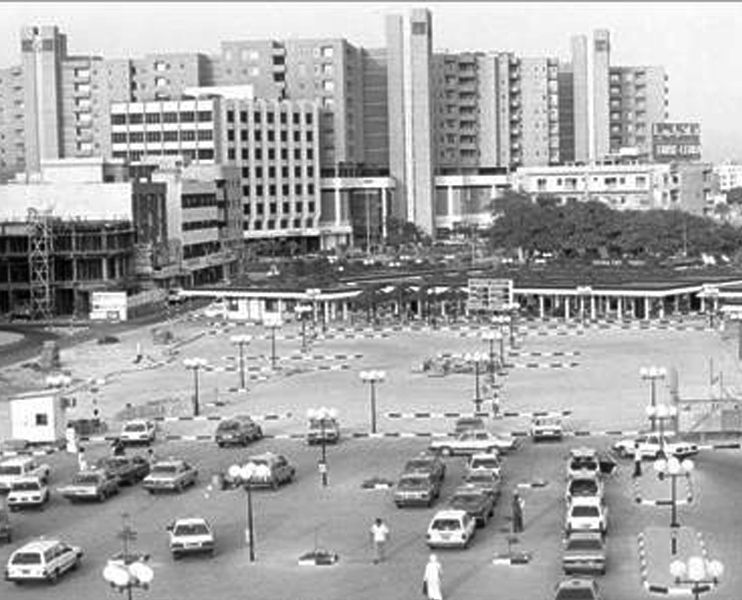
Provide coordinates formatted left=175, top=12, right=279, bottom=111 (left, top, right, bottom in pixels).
left=1, top=1, right=740, bottom=162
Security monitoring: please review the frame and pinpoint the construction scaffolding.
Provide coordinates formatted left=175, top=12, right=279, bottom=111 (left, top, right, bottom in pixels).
left=27, top=207, right=55, bottom=320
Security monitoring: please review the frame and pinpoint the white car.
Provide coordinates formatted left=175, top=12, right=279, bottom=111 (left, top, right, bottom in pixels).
left=530, top=415, right=564, bottom=442
left=5, top=539, right=83, bottom=583
left=0, top=457, right=50, bottom=493
left=430, top=431, right=517, bottom=456
left=7, top=477, right=50, bottom=510
left=166, top=518, right=215, bottom=559
left=426, top=509, right=477, bottom=549
left=565, top=496, right=608, bottom=535
left=467, top=453, right=502, bottom=478
left=120, top=420, right=156, bottom=445
left=613, top=433, right=698, bottom=460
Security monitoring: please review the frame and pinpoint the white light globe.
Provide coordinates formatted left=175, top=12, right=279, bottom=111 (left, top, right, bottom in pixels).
left=104, top=563, right=130, bottom=587
left=706, top=560, right=724, bottom=579
left=670, top=559, right=687, bottom=579
left=687, top=556, right=706, bottom=582
left=227, top=464, right=242, bottom=480
left=129, top=561, right=154, bottom=585
left=681, top=459, right=694, bottom=473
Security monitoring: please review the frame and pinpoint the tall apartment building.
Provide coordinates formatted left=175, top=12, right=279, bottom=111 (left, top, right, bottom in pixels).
left=0, top=65, right=25, bottom=180
left=360, top=48, right=389, bottom=170
left=216, top=38, right=364, bottom=169
left=568, top=35, right=589, bottom=163
left=609, top=66, right=668, bottom=156
left=592, top=30, right=611, bottom=162
left=386, top=8, right=436, bottom=235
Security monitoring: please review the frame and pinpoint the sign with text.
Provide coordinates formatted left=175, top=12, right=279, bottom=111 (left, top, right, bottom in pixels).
left=467, top=278, right=513, bottom=313
left=652, top=122, right=701, bottom=163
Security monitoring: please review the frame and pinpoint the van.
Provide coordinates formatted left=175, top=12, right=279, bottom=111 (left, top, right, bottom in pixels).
left=5, top=539, right=83, bottom=583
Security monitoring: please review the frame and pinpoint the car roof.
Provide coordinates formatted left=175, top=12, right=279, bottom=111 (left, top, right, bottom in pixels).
left=568, top=495, right=602, bottom=506
left=470, top=452, right=499, bottom=459
left=0, top=456, right=35, bottom=467
left=453, top=484, right=487, bottom=494
left=173, top=517, right=209, bottom=526
left=248, top=452, right=282, bottom=461
left=14, top=539, right=64, bottom=553
left=153, top=459, right=184, bottom=466
left=565, top=530, right=604, bottom=541
left=431, top=509, right=468, bottom=519
left=570, top=447, right=598, bottom=457
left=556, top=577, right=598, bottom=589
left=11, top=475, right=43, bottom=484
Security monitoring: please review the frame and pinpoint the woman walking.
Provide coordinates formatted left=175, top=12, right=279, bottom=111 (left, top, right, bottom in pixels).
left=423, top=554, right=443, bottom=600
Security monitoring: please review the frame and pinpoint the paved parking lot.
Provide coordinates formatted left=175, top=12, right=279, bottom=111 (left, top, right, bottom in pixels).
left=1, top=312, right=741, bottom=599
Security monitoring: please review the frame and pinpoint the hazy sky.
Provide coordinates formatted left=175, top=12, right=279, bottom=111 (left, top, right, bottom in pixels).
left=1, top=2, right=740, bottom=162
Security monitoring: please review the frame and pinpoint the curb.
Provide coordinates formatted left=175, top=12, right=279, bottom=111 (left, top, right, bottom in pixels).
left=633, top=473, right=694, bottom=506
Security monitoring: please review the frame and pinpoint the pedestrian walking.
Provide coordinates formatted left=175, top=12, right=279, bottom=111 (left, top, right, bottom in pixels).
left=633, top=443, right=642, bottom=478
left=512, top=490, right=524, bottom=533
left=77, top=446, right=88, bottom=472
left=369, top=517, right=390, bottom=564
left=423, top=554, right=443, bottom=600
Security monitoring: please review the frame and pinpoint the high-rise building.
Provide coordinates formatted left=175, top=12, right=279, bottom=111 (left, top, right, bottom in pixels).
left=386, top=8, right=436, bottom=235
left=591, top=30, right=611, bottom=161
left=569, top=35, right=589, bottom=163
left=0, top=65, right=25, bottom=180
left=361, top=48, right=390, bottom=170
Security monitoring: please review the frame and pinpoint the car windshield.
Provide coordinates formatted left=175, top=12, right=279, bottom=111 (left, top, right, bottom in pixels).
left=466, top=473, right=494, bottom=484
left=566, top=538, right=603, bottom=551
left=309, top=418, right=335, bottom=428
left=456, top=419, right=484, bottom=430
left=471, top=458, right=499, bottom=469
left=11, top=552, right=42, bottom=565
left=0, top=465, right=22, bottom=476
left=218, top=421, right=239, bottom=431
left=555, top=588, right=597, bottom=600
left=73, top=474, right=101, bottom=485
left=570, top=481, right=598, bottom=495
left=174, top=523, right=209, bottom=536
left=12, top=481, right=40, bottom=491
left=405, top=460, right=432, bottom=470
left=451, top=494, right=482, bottom=508
left=124, top=423, right=146, bottom=432
left=398, top=477, right=427, bottom=489
left=571, top=506, right=600, bottom=517
left=431, top=518, right=462, bottom=531
left=152, top=465, right=178, bottom=475
left=570, top=459, right=598, bottom=471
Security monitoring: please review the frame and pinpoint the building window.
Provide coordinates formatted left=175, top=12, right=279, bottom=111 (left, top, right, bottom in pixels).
left=269, top=203, right=277, bottom=214
left=240, top=111, right=248, bottom=123
left=307, top=166, right=314, bottom=178
left=306, top=148, right=314, bottom=160
left=227, top=111, right=234, bottom=123
left=320, top=46, right=334, bottom=58
left=35, top=413, right=48, bottom=426
left=280, top=112, right=287, bottom=125
left=180, top=111, right=195, bottom=122
left=146, top=131, right=161, bottom=142
left=269, top=184, right=276, bottom=196
left=294, top=184, right=302, bottom=195
left=268, top=166, right=275, bottom=178
left=255, top=148, right=262, bottom=160
left=280, top=148, right=288, bottom=160
left=242, top=167, right=250, bottom=178
left=295, top=202, right=303, bottom=212
left=306, top=113, right=313, bottom=125
left=280, top=131, right=288, bottom=142
left=282, top=184, right=289, bottom=196
left=112, top=132, right=127, bottom=143
left=268, top=148, right=275, bottom=160
left=293, top=113, right=300, bottom=125
left=307, top=183, right=315, bottom=194
left=227, top=149, right=235, bottom=160
left=308, top=201, right=315, bottom=212
left=282, top=202, right=290, bottom=213
left=255, top=166, right=263, bottom=178
left=281, top=167, right=289, bottom=178
left=130, top=132, right=144, bottom=142
left=306, top=131, right=313, bottom=142
left=254, top=130, right=261, bottom=142
left=267, top=130, right=275, bottom=142
left=242, top=148, right=249, bottom=160
left=241, top=129, right=248, bottom=141
left=256, top=185, right=263, bottom=197
left=294, top=166, right=302, bottom=177
left=197, top=130, right=213, bottom=141
left=227, top=130, right=235, bottom=141
left=294, top=148, right=301, bottom=160
left=163, top=112, right=178, bottom=123
left=293, top=218, right=302, bottom=228
left=129, top=113, right=143, bottom=124
left=145, top=113, right=161, bottom=124
left=267, top=112, right=275, bottom=125
left=111, top=114, right=126, bottom=125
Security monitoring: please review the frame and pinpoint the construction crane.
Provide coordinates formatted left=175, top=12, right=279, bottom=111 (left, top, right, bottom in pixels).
left=27, top=207, right=55, bottom=320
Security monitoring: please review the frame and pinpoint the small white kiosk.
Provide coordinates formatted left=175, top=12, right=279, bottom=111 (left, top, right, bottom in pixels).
left=1, top=390, right=70, bottom=445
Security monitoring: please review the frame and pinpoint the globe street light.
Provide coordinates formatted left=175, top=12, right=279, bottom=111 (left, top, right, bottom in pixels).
left=670, top=557, right=723, bottom=600
left=294, top=304, right=313, bottom=352
left=307, top=407, right=337, bottom=487
left=263, top=315, right=284, bottom=370
left=230, top=335, right=252, bottom=392
left=102, top=513, right=153, bottom=600
left=227, top=461, right=272, bottom=563
left=360, top=370, right=386, bottom=434
left=183, top=358, right=208, bottom=416
left=646, top=404, right=678, bottom=456
left=653, top=456, right=694, bottom=555
left=464, top=351, right=487, bottom=412
left=640, top=366, right=667, bottom=432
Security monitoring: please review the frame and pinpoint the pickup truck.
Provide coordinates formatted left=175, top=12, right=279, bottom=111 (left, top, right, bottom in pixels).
left=613, top=433, right=698, bottom=460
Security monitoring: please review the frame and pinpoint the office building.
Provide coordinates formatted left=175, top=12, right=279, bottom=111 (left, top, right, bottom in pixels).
left=0, top=65, right=25, bottom=181
left=592, top=30, right=611, bottom=162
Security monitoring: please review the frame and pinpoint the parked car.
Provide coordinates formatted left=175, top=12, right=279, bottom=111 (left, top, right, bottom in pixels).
left=466, top=452, right=502, bottom=478
left=553, top=577, right=604, bottom=600
left=613, top=433, right=698, bottom=460
left=426, top=509, right=476, bottom=549
left=393, top=473, right=440, bottom=508
left=4, top=539, right=83, bottom=583
left=0, top=457, right=50, bottom=493
left=531, top=415, right=564, bottom=442
left=119, top=420, right=156, bottom=446
left=462, top=470, right=502, bottom=500
left=0, top=499, right=11, bottom=543
left=166, top=517, right=215, bottom=559
left=403, top=453, right=446, bottom=484
left=58, top=470, right=119, bottom=502
left=562, top=531, right=607, bottom=575
left=430, top=431, right=517, bottom=457
left=565, top=474, right=603, bottom=503
left=306, top=416, right=340, bottom=445
left=231, top=453, right=295, bottom=489
left=142, top=460, right=198, bottom=494
left=453, top=417, right=486, bottom=435
left=7, top=477, right=49, bottom=510
left=215, top=417, right=263, bottom=448
left=167, top=288, right=187, bottom=305
left=566, top=447, right=600, bottom=479
left=565, top=496, right=608, bottom=535
left=448, top=485, right=496, bottom=527
left=94, top=455, right=150, bottom=486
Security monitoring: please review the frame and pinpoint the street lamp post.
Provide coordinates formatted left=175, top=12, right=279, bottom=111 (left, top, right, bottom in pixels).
left=728, top=312, right=742, bottom=360
left=505, top=302, right=520, bottom=346
left=670, top=557, right=723, bottom=600
left=294, top=305, right=312, bottom=352
left=640, top=366, right=667, bottom=432
left=465, top=351, right=487, bottom=412
left=307, top=407, right=337, bottom=487
left=481, top=331, right=498, bottom=387
left=360, top=370, right=386, bottom=434
left=230, top=335, right=252, bottom=392
left=227, top=462, right=272, bottom=563
left=646, top=404, right=678, bottom=456
left=263, top=316, right=284, bottom=370
left=306, top=288, right=323, bottom=333
left=653, top=455, right=694, bottom=555
left=183, top=358, right=208, bottom=416
left=102, top=513, right=154, bottom=600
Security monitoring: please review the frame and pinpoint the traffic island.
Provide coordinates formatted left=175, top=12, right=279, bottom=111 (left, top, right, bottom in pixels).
left=492, top=534, right=533, bottom=566
left=638, top=526, right=711, bottom=593
left=633, top=470, right=693, bottom=507
left=297, top=549, right=340, bottom=567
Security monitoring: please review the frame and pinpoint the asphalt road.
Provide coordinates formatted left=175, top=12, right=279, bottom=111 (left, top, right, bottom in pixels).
left=1, top=434, right=740, bottom=600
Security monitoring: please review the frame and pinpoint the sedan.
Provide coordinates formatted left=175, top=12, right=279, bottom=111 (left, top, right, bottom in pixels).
left=95, top=455, right=150, bottom=486
left=394, top=473, right=440, bottom=508
left=430, top=431, right=517, bottom=457
left=7, top=477, right=49, bottom=510
left=167, top=517, right=215, bottom=559
left=142, top=460, right=198, bottom=494
left=402, top=454, right=446, bottom=484
left=58, top=470, right=120, bottom=502
left=553, top=577, right=604, bottom=600
left=448, top=485, right=496, bottom=527
left=462, top=470, right=502, bottom=500
left=562, top=531, right=606, bottom=575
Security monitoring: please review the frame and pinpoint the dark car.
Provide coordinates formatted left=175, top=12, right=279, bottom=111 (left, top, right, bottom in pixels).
left=95, top=455, right=151, bottom=486
left=462, top=470, right=502, bottom=501
left=562, top=532, right=607, bottom=575
left=215, top=417, right=263, bottom=448
left=448, top=485, right=496, bottom=527
left=453, top=417, right=486, bottom=435
left=403, top=454, right=446, bottom=484
left=393, top=473, right=441, bottom=508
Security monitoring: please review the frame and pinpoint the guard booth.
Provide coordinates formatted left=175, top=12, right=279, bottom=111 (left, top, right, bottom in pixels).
left=1, top=390, right=72, bottom=445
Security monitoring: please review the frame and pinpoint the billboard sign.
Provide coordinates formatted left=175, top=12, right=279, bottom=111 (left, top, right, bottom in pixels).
left=651, top=122, right=701, bottom=163
left=90, top=292, right=127, bottom=322
left=467, top=278, right=513, bottom=313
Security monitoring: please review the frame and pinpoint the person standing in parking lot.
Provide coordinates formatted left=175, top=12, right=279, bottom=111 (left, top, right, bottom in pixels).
left=512, top=490, right=524, bottom=533
left=633, top=442, right=642, bottom=477
left=423, top=553, right=443, bottom=600
left=370, top=517, right=390, bottom=564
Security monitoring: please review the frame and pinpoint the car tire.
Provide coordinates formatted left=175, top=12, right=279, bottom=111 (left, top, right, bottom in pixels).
left=49, top=569, right=60, bottom=584
left=217, top=442, right=225, bottom=448
left=172, top=552, right=181, bottom=560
